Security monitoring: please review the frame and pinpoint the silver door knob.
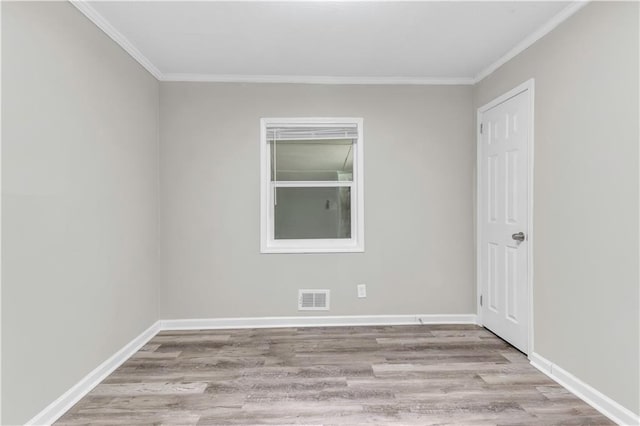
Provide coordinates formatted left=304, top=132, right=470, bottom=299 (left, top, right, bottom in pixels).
left=512, top=232, right=526, bottom=242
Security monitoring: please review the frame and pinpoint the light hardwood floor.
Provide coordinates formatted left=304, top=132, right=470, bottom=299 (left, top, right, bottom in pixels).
left=56, top=324, right=612, bottom=425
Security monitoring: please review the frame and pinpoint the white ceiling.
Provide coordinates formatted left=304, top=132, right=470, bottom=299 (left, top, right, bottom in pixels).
left=78, top=1, right=584, bottom=83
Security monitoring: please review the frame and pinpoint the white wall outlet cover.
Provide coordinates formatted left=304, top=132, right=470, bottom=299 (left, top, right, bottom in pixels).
left=357, top=284, right=367, bottom=298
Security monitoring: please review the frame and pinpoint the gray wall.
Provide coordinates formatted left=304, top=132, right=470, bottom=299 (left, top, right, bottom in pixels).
left=2, top=2, right=159, bottom=423
left=160, top=83, right=475, bottom=319
left=474, top=2, right=639, bottom=415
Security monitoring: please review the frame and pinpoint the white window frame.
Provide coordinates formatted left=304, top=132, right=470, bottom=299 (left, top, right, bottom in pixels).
left=260, top=117, right=364, bottom=254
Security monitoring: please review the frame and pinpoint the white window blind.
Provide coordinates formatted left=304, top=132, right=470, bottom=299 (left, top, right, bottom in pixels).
left=266, top=125, right=358, bottom=141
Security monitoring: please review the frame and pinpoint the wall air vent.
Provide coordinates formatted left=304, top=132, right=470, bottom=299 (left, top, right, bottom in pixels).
left=298, top=289, right=330, bottom=311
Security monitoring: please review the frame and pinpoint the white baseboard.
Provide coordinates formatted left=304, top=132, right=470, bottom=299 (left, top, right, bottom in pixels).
left=25, top=314, right=476, bottom=424
left=160, top=314, right=479, bottom=330
left=26, top=320, right=162, bottom=426
left=26, top=318, right=639, bottom=426
left=530, top=352, right=639, bottom=426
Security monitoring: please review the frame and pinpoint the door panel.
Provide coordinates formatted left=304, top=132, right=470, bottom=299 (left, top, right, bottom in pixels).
left=480, top=89, right=530, bottom=353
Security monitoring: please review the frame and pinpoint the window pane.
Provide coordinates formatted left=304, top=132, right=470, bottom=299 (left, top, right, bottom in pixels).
left=274, top=187, right=351, bottom=239
left=270, top=139, right=353, bottom=181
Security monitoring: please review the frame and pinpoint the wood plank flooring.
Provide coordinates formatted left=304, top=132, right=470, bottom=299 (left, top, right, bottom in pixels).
left=56, top=325, right=612, bottom=425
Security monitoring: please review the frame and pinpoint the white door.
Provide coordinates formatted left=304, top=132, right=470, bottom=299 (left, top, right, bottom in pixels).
left=479, top=86, right=531, bottom=353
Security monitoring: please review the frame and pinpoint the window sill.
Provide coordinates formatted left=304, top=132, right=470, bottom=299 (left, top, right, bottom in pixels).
left=261, top=244, right=365, bottom=254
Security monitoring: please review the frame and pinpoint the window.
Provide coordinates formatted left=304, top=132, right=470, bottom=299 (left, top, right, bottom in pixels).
left=260, top=118, right=364, bottom=253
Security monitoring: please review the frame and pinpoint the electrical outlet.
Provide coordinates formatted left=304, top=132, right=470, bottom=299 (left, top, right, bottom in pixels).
left=357, top=284, right=367, bottom=298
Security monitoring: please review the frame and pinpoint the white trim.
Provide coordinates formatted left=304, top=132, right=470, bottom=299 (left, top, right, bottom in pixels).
left=477, top=79, right=535, bottom=114
left=475, top=110, right=482, bottom=326
left=26, top=321, right=162, bottom=426
left=160, top=314, right=478, bottom=331
left=23, top=315, right=478, bottom=424
left=69, top=0, right=588, bottom=86
left=68, top=0, right=588, bottom=86
left=260, top=245, right=365, bottom=254
left=160, top=74, right=474, bottom=86
left=529, top=352, right=553, bottom=374
left=473, top=1, right=589, bottom=83
left=260, top=117, right=365, bottom=254
left=530, top=352, right=640, bottom=426
left=68, top=1, right=163, bottom=80
left=26, top=316, right=640, bottom=426
left=0, top=2, right=3, bottom=422
left=476, top=79, right=535, bottom=354
left=527, top=82, right=535, bottom=356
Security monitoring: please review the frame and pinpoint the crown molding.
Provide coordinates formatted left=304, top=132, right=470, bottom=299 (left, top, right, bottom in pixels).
left=69, top=0, right=163, bottom=80
left=70, top=0, right=589, bottom=86
left=160, top=73, right=475, bottom=85
left=473, top=1, right=590, bottom=83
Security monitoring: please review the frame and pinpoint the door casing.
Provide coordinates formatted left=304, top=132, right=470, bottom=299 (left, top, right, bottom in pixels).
left=476, top=79, right=535, bottom=355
